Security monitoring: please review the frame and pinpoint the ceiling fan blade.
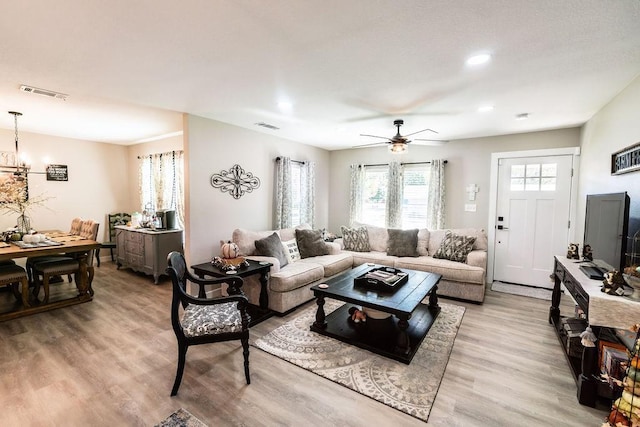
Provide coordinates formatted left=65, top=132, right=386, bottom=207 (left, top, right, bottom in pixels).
left=404, top=128, right=438, bottom=137
left=359, top=134, right=393, bottom=141
left=352, top=141, right=388, bottom=148
left=412, top=139, right=449, bottom=146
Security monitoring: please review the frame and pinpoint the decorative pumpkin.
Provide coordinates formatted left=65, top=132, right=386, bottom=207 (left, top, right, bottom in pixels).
left=221, top=241, right=240, bottom=259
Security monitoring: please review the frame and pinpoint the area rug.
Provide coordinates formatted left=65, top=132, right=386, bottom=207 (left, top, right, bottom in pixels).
left=155, top=408, right=208, bottom=427
left=491, top=281, right=553, bottom=300
left=253, top=301, right=465, bottom=423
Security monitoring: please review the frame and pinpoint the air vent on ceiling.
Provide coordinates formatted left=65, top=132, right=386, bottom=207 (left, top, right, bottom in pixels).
left=20, top=85, right=68, bottom=101
left=255, top=122, right=280, bottom=130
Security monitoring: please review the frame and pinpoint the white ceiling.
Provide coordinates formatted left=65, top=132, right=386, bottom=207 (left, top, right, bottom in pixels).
left=1, top=0, right=639, bottom=150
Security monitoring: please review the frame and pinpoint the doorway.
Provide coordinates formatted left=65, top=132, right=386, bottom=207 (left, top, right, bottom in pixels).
left=487, top=148, right=580, bottom=289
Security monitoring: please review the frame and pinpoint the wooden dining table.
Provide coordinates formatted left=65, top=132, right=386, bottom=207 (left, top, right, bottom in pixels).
left=0, top=231, right=100, bottom=322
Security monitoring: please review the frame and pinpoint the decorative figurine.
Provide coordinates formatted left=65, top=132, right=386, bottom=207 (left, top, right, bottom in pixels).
left=601, top=270, right=626, bottom=296
left=582, top=244, right=593, bottom=261
left=567, top=243, right=580, bottom=260
left=348, top=306, right=367, bottom=323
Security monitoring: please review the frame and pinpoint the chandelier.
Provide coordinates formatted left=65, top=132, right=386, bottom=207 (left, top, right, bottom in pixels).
left=8, top=111, right=30, bottom=179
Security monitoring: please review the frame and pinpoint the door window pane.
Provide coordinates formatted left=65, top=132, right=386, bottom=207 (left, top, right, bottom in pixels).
left=510, top=165, right=525, bottom=178
left=526, top=164, right=540, bottom=177
left=525, top=177, right=540, bottom=191
left=510, top=178, right=525, bottom=191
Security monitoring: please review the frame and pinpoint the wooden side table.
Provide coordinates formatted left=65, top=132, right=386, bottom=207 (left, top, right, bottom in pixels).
left=191, top=259, right=273, bottom=326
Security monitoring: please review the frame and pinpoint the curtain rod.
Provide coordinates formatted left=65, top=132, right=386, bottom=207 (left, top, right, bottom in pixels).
left=275, top=157, right=305, bottom=165
left=358, top=160, right=448, bottom=167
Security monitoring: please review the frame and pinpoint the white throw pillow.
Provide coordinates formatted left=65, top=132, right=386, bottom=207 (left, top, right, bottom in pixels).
left=282, top=238, right=301, bottom=263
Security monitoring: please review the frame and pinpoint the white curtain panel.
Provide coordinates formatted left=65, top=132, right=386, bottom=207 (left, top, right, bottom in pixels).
left=137, top=150, right=185, bottom=229
left=349, top=164, right=364, bottom=225
left=275, top=157, right=292, bottom=229
left=427, top=159, right=446, bottom=230
left=300, top=161, right=315, bottom=228
left=386, top=161, right=402, bottom=228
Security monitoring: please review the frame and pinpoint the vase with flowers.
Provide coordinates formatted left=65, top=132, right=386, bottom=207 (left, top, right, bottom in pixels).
left=0, top=173, right=50, bottom=236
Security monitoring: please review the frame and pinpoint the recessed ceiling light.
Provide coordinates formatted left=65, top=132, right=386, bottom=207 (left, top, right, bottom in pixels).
left=277, top=101, right=293, bottom=111
left=515, top=113, right=529, bottom=120
left=466, top=53, right=491, bottom=66
left=478, top=105, right=494, bottom=113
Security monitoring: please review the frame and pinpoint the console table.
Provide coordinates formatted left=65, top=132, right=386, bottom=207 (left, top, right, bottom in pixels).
left=550, top=255, right=640, bottom=406
left=115, top=226, right=183, bottom=284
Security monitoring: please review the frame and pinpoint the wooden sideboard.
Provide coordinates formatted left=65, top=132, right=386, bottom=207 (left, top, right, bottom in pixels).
left=550, top=255, right=640, bottom=407
left=115, top=226, right=183, bottom=284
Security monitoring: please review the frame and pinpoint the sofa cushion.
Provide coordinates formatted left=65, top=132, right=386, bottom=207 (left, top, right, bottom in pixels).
left=282, top=238, right=301, bottom=263
left=345, top=250, right=397, bottom=268
left=432, top=230, right=476, bottom=263
left=299, top=253, right=353, bottom=277
left=417, top=228, right=430, bottom=256
left=353, top=221, right=388, bottom=252
left=255, top=232, right=288, bottom=267
left=269, top=261, right=324, bottom=293
left=387, top=228, right=419, bottom=257
left=394, top=256, right=485, bottom=284
left=341, top=226, right=370, bottom=252
left=295, top=229, right=329, bottom=258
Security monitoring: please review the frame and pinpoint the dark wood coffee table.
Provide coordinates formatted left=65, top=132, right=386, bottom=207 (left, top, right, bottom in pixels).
left=191, top=259, right=273, bottom=326
left=310, top=264, right=441, bottom=364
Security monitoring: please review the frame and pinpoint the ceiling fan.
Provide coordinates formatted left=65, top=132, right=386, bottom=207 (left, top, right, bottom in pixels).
left=358, top=119, right=448, bottom=153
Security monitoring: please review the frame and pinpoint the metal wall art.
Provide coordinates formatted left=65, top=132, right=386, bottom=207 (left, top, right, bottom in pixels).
left=210, top=164, right=261, bottom=199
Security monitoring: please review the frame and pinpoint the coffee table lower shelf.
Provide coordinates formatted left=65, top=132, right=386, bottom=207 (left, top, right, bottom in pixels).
left=310, top=303, right=441, bottom=364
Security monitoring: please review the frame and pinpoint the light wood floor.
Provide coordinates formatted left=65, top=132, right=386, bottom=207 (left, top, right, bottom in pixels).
left=0, top=263, right=607, bottom=426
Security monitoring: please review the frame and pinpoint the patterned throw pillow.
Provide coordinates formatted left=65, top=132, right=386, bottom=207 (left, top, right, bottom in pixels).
left=433, top=230, right=477, bottom=263
left=282, top=238, right=301, bottom=263
left=341, top=226, right=370, bottom=252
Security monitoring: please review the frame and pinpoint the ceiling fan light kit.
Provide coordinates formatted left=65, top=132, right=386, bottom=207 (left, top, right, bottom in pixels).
left=389, top=142, right=408, bottom=154
left=359, top=119, right=444, bottom=154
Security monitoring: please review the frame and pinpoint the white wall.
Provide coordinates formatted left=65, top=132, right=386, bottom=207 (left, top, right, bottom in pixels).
left=0, top=129, right=129, bottom=243
left=577, top=74, right=640, bottom=246
left=328, top=127, right=581, bottom=233
left=185, top=115, right=330, bottom=265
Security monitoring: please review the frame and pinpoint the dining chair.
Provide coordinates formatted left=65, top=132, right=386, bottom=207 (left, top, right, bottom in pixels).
left=26, top=217, right=84, bottom=284
left=31, top=220, right=99, bottom=303
left=166, top=251, right=251, bottom=396
left=96, top=212, right=130, bottom=267
left=0, top=261, right=30, bottom=308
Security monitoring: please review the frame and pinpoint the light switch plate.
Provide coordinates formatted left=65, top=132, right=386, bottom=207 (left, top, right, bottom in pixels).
left=465, top=204, right=477, bottom=212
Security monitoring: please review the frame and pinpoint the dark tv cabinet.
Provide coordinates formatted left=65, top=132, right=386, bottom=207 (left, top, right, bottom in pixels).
left=550, top=256, right=640, bottom=407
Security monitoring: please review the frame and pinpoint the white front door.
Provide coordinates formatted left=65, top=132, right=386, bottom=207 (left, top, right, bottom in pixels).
left=493, top=155, right=574, bottom=288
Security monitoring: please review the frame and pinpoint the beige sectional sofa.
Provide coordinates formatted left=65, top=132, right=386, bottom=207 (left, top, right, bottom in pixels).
left=232, top=224, right=353, bottom=314
left=231, top=223, right=488, bottom=314
left=338, top=222, right=488, bottom=303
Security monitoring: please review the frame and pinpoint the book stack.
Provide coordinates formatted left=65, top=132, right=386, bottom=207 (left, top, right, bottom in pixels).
left=364, top=270, right=403, bottom=284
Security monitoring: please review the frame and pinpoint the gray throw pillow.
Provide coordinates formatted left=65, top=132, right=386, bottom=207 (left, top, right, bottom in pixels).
left=255, top=232, right=288, bottom=267
left=295, top=229, right=329, bottom=258
left=433, top=230, right=476, bottom=262
left=387, top=228, right=419, bottom=257
left=341, top=226, right=370, bottom=252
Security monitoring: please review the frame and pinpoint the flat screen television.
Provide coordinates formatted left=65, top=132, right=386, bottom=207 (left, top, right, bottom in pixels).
left=583, top=192, right=630, bottom=271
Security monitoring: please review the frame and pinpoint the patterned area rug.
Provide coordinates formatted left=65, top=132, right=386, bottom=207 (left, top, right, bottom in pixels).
left=491, top=281, right=553, bottom=300
left=254, top=301, right=465, bottom=423
left=155, top=408, right=208, bottom=427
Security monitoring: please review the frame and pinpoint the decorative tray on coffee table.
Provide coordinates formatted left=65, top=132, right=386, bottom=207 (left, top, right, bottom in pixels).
left=354, top=266, right=408, bottom=291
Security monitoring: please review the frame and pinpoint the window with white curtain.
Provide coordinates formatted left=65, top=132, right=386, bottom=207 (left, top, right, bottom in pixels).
left=274, top=157, right=315, bottom=229
left=138, top=150, right=185, bottom=228
left=358, top=164, right=432, bottom=229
